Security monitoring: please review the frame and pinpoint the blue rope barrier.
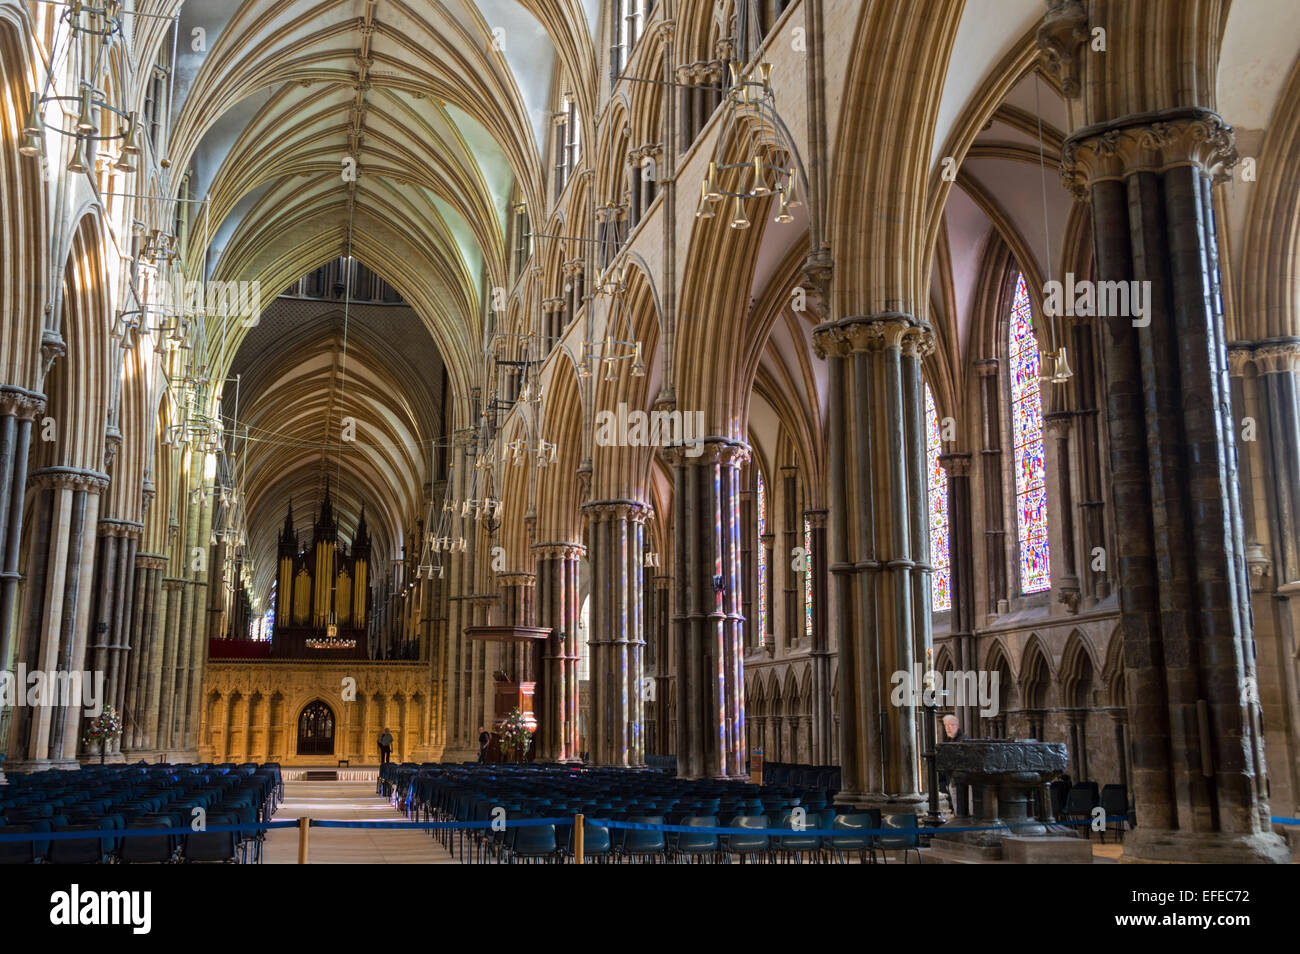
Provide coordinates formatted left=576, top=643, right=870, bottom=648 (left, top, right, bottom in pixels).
left=3, top=813, right=1290, bottom=845
left=0, top=820, right=299, bottom=843
left=309, top=818, right=571, bottom=830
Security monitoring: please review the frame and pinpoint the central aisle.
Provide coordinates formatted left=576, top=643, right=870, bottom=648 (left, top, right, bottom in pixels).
left=263, top=780, right=457, bottom=864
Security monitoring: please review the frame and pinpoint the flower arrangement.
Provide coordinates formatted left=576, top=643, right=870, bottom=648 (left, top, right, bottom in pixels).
left=84, top=707, right=123, bottom=764
left=497, top=707, right=533, bottom=762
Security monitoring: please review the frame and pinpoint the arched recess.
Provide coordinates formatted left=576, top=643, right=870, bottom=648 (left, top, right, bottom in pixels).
left=35, top=211, right=114, bottom=475
left=678, top=113, right=800, bottom=439
left=982, top=639, right=1017, bottom=737
left=295, top=698, right=336, bottom=757
left=533, top=352, right=586, bottom=545
left=0, top=8, right=48, bottom=389
left=589, top=258, right=661, bottom=500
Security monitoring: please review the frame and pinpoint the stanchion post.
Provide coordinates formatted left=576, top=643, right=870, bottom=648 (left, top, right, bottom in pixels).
left=574, top=813, right=584, bottom=864
left=298, top=817, right=310, bottom=864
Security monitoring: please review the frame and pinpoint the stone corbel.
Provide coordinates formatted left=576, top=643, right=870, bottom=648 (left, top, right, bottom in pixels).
left=1036, top=0, right=1090, bottom=99
left=40, top=330, right=66, bottom=380
left=798, top=251, right=833, bottom=324
left=1245, top=541, right=1272, bottom=593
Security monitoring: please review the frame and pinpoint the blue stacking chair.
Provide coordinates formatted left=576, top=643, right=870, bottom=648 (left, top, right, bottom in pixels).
left=773, top=810, right=822, bottom=863
left=825, top=812, right=879, bottom=864
left=877, top=813, right=922, bottom=864
left=724, top=815, right=772, bottom=864
left=508, top=821, right=558, bottom=864
left=183, top=810, right=240, bottom=864
left=673, top=816, right=723, bottom=864
left=620, top=816, right=666, bottom=863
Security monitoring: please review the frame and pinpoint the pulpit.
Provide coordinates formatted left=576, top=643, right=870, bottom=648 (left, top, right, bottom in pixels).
left=493, top=676, right=537, bottom=733
left=465, top=625, right=551, bottom=762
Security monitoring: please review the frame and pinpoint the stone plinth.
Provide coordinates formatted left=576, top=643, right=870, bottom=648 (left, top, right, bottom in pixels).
left=932, top=739, right=1073, bottom=860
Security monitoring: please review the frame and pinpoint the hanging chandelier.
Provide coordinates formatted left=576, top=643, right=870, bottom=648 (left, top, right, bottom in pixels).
left=578, top=265, right=645, bottom=381
left=20, top=2, right=143, bottom=173
left=1033, top=73, right=1073, bottom=387
left=694, top=62, right=801, bottom=229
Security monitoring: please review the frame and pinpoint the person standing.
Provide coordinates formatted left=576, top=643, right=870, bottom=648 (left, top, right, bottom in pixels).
left=378, top=727, right=393, bottom=765
left=940, top=715, right=967, bottom=815
left=478, top=726, right=491, bottom=763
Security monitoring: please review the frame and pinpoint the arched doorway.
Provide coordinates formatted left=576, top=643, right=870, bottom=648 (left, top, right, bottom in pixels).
left=297, top=701, right=335, bottom=757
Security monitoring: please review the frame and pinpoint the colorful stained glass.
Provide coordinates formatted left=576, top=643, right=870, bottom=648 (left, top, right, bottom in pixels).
left=756, top=469, right=768, bottom=639
left=804, top=515, right=813, bottom=640
left=1009, top=273, right=1051, bottom=593
left=925, top=385, right=951, bottom=611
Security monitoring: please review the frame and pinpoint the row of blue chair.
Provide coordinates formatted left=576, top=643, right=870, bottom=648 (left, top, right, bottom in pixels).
left=492, top=811, right=922, bottom=864
left=385, top=763, right=919, bottom=864
left=0, top=761, right=282, bottom=863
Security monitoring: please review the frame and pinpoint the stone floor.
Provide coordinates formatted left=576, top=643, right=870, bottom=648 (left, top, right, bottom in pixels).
left=263, top=780, right=457, bottom=864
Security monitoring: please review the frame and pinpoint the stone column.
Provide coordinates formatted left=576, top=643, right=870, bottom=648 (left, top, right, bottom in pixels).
left=1062, top=108, right=1288, bottom=862
left=805, top=509, right=832, bottom=763
left=126, top=554, right=167, bottom=753
left=652, top=573, right=672, bottom=756
left=939, top=453, right=978, bottom=737
left=1071, top=321, right=1112, bottom=605
left=583, top=500, right=647, bottom=768
left=439, top=427, right=478, bottom=759
left=669, top=441, right=748, bottom=780
left=155, top=578, right=186, bottom=754
left=89, top=518, right=141, bottom=756
left=779, top=465, right=798, bottom=655
left=975, top=358, right=1008, bottom=614
left=1230, top=341, right=1300, bottom=820
left=0, top=386, right=43, bottom=689
left=814, top=317, right=934, bottom=813
left=534, top=543, right=584, bottom=762
left=10, top=468, right=108, bottom=766
left=1045, top=413, right=1081, bottom=614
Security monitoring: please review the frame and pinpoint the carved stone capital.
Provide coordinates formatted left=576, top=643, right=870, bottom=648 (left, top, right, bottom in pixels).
left=975, top=357, right=1000, bottom=378
left=98, top=518, right=144, bottom=540
left=582, top=499, right=650, bottom=524
left=902, top=326, right=936, bottom=359
left=0, top=385, right=46, bottom=421
left=135, top=553, right=169, bottom=571
left=1044, top=411, right=1074, bottom=437
left=1253, top=339, right=1300, bottom=376
left=1036, top=0, right=1090, bottom=99
left=661, top=438, right=749, bottom=469
left=27, top=466, right=110, bottom=494
left=1228, top=345, right=1256, bottom=377
left=497, top=572, right=536, bottom=589
left=811, top=325, right=850, bottom=360
left=938, top=452, right=972, bottom=477
left=803, top=509, right=828, bottom=530
left=531, top=542, right=586, bottom=562
left=1060, top=108, right=1238, bottom=200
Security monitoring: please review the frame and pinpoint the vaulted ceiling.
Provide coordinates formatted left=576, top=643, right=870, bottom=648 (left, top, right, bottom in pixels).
left=149, top=0, right=599, bottom=602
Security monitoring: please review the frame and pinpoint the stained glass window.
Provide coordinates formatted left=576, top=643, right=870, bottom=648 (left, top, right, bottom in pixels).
left=1009, top=273, right=1051, bottom=593
left=804, top=514, right=813, bottom=640
left=756, top=469, right=768, bottom=640
left=925, top=385, right=951, bottom=612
